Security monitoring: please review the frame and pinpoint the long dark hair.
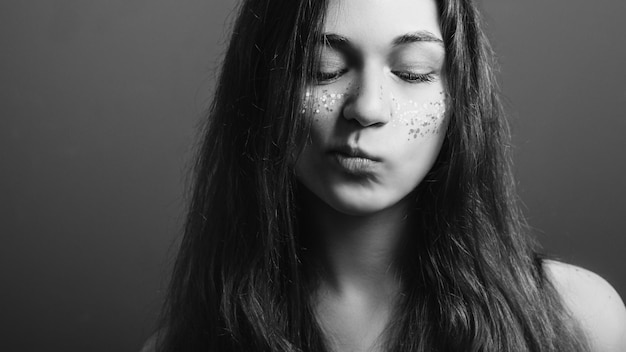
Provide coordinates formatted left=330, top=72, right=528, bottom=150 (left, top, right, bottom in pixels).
left=156, top=0, right=589, bottom=351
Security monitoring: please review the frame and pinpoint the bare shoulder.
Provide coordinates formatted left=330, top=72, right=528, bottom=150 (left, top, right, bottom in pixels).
left=544, top=260, right=626, bottom=351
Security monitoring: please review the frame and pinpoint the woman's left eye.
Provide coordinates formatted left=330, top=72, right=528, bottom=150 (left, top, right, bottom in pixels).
left=392, top=71, right=435, bottom=83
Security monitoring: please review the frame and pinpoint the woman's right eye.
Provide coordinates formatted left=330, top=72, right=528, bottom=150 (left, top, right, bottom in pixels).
left=316, top=68, right=348, bottom=84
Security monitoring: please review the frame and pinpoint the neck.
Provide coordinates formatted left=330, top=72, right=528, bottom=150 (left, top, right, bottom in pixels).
left=302, top=190, right=412, bottom=298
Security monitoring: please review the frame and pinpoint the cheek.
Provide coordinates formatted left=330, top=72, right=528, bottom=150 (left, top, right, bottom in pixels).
left=389, top=91, right=448, bottom=141
left=383, top=90, right=449, bottom=190
left=301, top=85, right=352, bottom=117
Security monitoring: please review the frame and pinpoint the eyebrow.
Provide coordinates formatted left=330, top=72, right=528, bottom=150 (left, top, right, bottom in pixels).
left=392, top=31, right=444, bottom=47
left=320, top=30, right=444, bottom=49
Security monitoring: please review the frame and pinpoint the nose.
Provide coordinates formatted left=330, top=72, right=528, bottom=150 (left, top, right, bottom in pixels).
left=342, top=67, right=391, bottom=127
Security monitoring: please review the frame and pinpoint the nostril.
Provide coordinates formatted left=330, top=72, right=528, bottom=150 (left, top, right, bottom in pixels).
left=342, top=82, right=391, bottom=127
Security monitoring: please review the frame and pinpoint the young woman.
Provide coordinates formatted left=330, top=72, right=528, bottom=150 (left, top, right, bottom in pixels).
left=146, top=0, right=626, bottom=351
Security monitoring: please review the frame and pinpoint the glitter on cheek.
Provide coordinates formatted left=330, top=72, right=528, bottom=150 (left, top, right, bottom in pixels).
left=300, top=84, right=353, bottom=116
left=389, top=91, right=448, bottom=141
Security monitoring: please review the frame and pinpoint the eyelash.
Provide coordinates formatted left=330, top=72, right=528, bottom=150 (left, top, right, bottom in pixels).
left=316, top=69, right=348, bottom=84
left=315, top=69, right=435, bottom=84
left=392, top=71, right=435, bottom=83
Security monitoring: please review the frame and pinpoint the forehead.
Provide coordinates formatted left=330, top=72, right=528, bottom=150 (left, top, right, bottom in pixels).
left=324, top=0, right=442, bottom=42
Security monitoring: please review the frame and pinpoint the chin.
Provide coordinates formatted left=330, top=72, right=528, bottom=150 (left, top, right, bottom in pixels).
left=321, top=186, right=408, bottom=217
left=327, top=199, right=385, bottom=216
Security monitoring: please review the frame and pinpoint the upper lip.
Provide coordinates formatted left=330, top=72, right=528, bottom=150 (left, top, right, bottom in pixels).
left=328, top=145, right=381, bottom=161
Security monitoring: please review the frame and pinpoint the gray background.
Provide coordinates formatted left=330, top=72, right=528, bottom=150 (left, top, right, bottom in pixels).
left=1, top=0, right=624, bottom=350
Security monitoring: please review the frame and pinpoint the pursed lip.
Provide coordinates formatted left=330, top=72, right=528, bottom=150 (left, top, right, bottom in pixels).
left=327, top=145, right=381, bottom=161
left=326, top=145, right=381, bottom=175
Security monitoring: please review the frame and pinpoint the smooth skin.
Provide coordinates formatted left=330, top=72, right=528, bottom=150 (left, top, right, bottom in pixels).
left=296, top=0, right=447, bottom=217
left=546, top=260, right=626, bottom=351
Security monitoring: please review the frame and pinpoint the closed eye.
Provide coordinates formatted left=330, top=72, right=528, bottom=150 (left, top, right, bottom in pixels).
left=316, top=68, right=348, bottom=84
left=392, top=71, right=435, bottom=83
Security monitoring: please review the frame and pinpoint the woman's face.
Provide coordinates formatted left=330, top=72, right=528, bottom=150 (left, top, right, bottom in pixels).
left=296, top=0, right=448, bottom=215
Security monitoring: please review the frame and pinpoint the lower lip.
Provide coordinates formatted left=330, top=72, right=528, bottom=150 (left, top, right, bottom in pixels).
left=330, top=152, right=379, bottom=175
